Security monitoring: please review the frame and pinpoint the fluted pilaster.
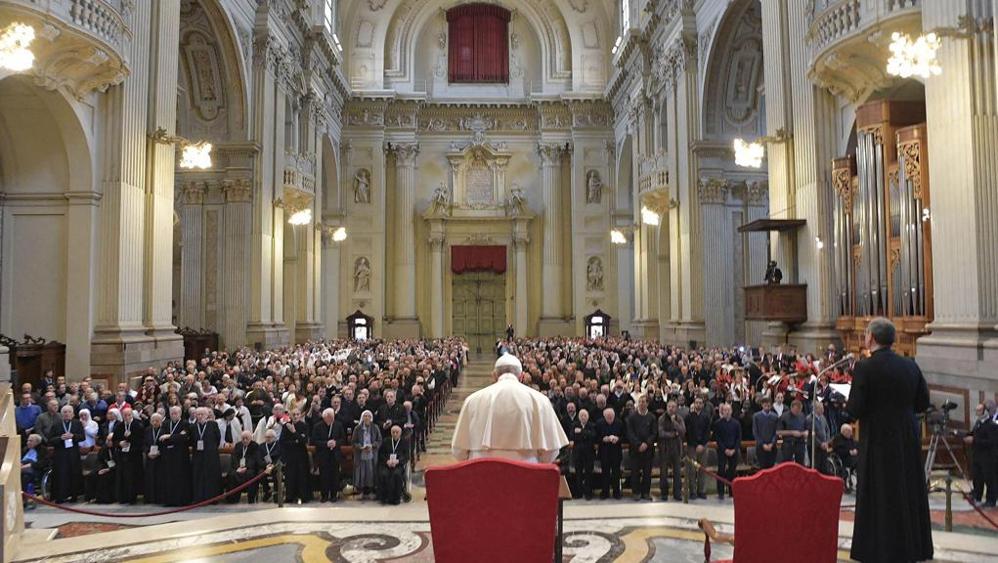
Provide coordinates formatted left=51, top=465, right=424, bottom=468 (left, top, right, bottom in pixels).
left=514, top=231, right=530, bottom=335
left=387, top=142, right=419, bottom=321
left=429, top=233, right=445, bottom=338
left=222, top=180, right=252, bottom=348
left=539, top=142, right=567, bottom=318
left=179, top=182, right=206, bottom=329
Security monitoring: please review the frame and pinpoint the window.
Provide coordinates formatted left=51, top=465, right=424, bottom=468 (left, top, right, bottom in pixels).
left=621, top=0, right=631, bottom=31
left=447, top=4, right=511, bottom=83
left=323, top=0, right=335, bottom=35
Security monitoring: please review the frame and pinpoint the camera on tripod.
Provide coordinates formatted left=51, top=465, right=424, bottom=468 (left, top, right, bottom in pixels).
left=925, top=401, right=957, bottom=434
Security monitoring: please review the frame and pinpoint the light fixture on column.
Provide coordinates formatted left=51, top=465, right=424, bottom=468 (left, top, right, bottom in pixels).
left=640, top=206, right=661, bottom=226
left=921, top=207, right=931, bottom=223
left=331, top=226, right=347, bottom=241
left=150, top=127, right=213, bottom=170
left=733, top=129, right=790, bottom=169
left=815, top=236, right=824, bottom=250
left=610, top=229, right=627, bottom=244
left=288, top=208, right=313, bottom=226
left=0, top=22, right=35, bottom=73
left=887, top=32, right=942, bottom=79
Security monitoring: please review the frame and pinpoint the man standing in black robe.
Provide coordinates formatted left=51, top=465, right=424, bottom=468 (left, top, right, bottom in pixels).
left=378, top=425, right=408, bottom=505
left=161, top=405, right=192, bottom=506
left=279, top=409, right=310, bottom=503
left=311, top=408, right=345, bottom=502
left=846, top=318, right=933, bottom=563
left=190, top=407, right=222, bottom=503
left=112, top=407, right=144, bottom=504
left=144, top=413, right=166, bottom=504
left=229, top=430, right=261, bottom=503
left=46, top=405, right=83, bottom=503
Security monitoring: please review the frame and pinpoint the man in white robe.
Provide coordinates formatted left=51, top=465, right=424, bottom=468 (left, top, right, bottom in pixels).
left=451, top=354, right=568, bottom=463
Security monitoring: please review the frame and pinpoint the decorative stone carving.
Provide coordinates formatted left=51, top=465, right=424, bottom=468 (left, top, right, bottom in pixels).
left=832, top=167, right=854, bottom=209
left=429, top=183, right=451, bottom=215
left=697, top=177, right=728, bottom=204
left=353, top=257, right=371, bottom=293
left=567, top=0, right=588, bottom=13
left=508, top=185, right=528, bottom=216
left=368, top=0, right=388, bottom=11
left=747, top=180, right=769, bottom=205
left=180, top=182, right=207, bottom=205
left=899, top=141, right=923, bottom=199
left=586, top=170, right=603, bottom=204
left=353, top=168, right=371, bottom=204
left=586, top=256, right=604, bottom=292
left=222, top=179, right=253, bottom=203
left=388, top=142, right=420, bottom=167
left=538, top=143, right=567, bottom=166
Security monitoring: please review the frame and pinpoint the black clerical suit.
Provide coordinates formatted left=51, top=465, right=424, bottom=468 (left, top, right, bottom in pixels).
left=658, top=412, right=685, bottom=500
left=595, top=417, right=625, bottom=498
left=46, top=419, right=84, bottom=502
left=190, top=420, right=222, bottom=503
left=257, top=440, right=282, bottom=502
left=88, top=443, right=116, bottom=503
left=570, top=419, right=597, bottom=499
left=968, top=415, right=998, bottom=505
left=846, top=347, right=933, bottom=563
left=377, top=436, right=409, bottom=505
left=712, top=417, right=741, bottom=499
left=143, top=424, right=167, bottom=504
left=112, top=418, right=144, bottom=504
left=310, top=419, right=346, bottom=501
left=279, top=419, right=311, bottom=503
left=228, top=441, right=261, bottom=503
left=376, top=403, right=406, bottom=433
left=161, top=418, right=192, bottom=506
left=626, top=410, right=657, bottom=498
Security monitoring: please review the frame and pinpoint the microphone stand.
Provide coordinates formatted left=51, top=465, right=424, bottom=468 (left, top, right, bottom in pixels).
left=809, top=354, right=855, bottom=469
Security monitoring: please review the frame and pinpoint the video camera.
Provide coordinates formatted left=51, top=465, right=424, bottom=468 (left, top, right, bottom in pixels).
left=924, top=400, right=958, bottom=434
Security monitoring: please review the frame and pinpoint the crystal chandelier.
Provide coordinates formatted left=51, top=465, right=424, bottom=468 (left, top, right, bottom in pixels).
left=887, top=32, right=942, bottom=79
left=733, top=138, right=765, bottom=168
left=0, top=22, right=35, bottom=72
left=288, top=208, right=313, bottom=226
left=179, top=142, right=213, bottom=170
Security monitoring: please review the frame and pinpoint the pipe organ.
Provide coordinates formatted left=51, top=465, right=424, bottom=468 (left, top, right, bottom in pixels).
left=833, top=101, right=932, bottom=356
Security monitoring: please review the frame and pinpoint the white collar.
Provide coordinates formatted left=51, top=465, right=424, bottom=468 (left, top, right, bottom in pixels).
left=497, top=373, right=520, bottom=383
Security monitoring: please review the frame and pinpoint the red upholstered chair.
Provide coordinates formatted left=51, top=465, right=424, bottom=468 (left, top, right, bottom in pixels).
left=425, top=458, right=560, bottom=563
left=697, top=462, right=843, bottom=563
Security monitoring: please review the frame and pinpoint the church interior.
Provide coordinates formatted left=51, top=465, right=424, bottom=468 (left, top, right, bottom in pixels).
left=0, top=0, right=997, bottom=561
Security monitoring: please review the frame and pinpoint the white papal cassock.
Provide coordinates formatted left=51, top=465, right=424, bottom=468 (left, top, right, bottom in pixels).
left=451, top=355, right=568, bottom=464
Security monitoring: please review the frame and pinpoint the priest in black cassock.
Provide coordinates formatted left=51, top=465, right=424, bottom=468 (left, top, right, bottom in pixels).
left=112, top=407, right=144, bottom=504
left=228, top=430, right=261, bottom=503
left=161, top=405, right=192, bottom=506
left=89, top=435, right=117, bottom=503
left=190, top=407, right=222, bottom=503
left=46, top=405, right=83, bottom=503
left=143, top=413, right=167, bottom=504
left=311, top=407, right=346, bottom=502
left=378, top=425, right=408, bottom=505
left=279, top=409, right=311, bottom=503
left=846, top=318, right=933, bottom=563
left=257, top=429, right=283, bottom=502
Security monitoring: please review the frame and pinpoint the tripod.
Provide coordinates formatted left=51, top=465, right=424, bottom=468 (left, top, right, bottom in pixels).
left=923, top=426, right=967, bottom=488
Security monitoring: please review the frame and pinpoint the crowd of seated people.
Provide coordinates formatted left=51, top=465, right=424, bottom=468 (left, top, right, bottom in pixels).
left=498, top=337, right=859, bottom=501
left=16, top=338, right=466, bottom=506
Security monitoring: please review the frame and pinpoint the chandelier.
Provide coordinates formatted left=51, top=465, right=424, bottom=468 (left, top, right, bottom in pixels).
left=0, top=22, right=35, bottom=73
left=179, top=141, right=213, bottom=170
left=886, top=32, right=942, bottom=79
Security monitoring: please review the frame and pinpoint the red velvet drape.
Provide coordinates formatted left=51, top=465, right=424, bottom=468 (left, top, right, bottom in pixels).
left=447, top=4, right=510, bottom=83
left=451, top=246, right=507, bottom=274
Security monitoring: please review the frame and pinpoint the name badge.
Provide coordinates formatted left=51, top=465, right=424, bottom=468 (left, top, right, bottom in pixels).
left=389, top=453, right=397, bottom=463
left=239, top=457, right=246, bottom=468
left=63, top=438, right=73, bottom=449
left=264, top=454, right=272, bottom=464
left=149, top=445, right=159, bottom=456
left=106, top=460, right=116, bottom=469
left=122, top=443, right=130, bottom=453
left=197, top=440, right=204, bottom=451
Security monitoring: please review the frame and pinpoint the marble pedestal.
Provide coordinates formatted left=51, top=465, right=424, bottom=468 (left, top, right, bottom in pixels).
left=245, top=323, right=290, bottom=351
left=90, top=329, right=183, bottom=386
left=917, top=327, right=998, bottom=393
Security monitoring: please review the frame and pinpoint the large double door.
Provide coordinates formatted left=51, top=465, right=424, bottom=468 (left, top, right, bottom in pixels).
left=452, top=272, right=506, bottom=354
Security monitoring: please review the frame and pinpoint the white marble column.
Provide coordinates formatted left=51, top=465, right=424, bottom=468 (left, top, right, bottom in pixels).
left=64, top=192, right=98, bottom=380
left=917, top=0, right=998, bottom=391
left=388, top=142, right=420, bottom=334
left=429, top=232, right=445, bottom=338
left=615, top=227, right=635, bottom=335
left=321, top=227, right=342, bottom=339
left=179, top=182, right=205, bottom=329
left=513, top=223, right=530, bottom=336
left=631, top=222, right=660, bottom=338
left=222, top=180, right=252, bottom=348
left=538, top=143, right=566, bottom=320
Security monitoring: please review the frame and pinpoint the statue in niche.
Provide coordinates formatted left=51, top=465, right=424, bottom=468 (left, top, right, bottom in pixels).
left=354, top=257, right=371, bottom=293
left=353, top=168, right=371, bottom=204
left=508, top=185, right=527, bottom=216
left=430, top=183, right=450, bottom=214
left=587, top=256, right=604, bottom=292
left=586, top=170, right=603, bottom=204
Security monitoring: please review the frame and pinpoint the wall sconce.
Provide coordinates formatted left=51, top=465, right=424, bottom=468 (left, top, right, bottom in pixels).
left=151, top=127, right=213, bottom=170
left=921, top=207, right=931, bottom=223
left=733, top=128, right=791, bottom=169
left=815, top=236, right=824, bottom=250
left=331, top=226, right=347, bottom=241
left=610, top=229, right=627, bottom=244
left=640, top=206, right=661, bottom=226
left=0, top=22, right=35, bottom=73
left=288, top=208, right=313, bottom=226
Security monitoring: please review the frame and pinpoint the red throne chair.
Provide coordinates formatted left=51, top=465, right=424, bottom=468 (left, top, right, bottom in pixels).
left=697, top=462, right=843, bottom=563
left=425, top=458, right=560, bottom=563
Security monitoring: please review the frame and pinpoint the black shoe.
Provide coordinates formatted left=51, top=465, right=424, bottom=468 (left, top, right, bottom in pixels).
left=697, top=493, right=707, bottom=500
left=613, top=492, right=622, bottom=500
left=600, top=493, right=608, bottom=500
left=984, top=501, right=997, bottom=508
left=673, top=496, right=682, bottom=501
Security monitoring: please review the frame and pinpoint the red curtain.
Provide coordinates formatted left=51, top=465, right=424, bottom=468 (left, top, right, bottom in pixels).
left=451, top=246, right=507, bottom=274
left=447, top=4, right=510, bottom=83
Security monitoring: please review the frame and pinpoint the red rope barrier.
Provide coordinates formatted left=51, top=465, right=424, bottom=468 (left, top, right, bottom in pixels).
left=21, top=469, right=270, bottom=518
left=953, top=484, right=998, bottom=531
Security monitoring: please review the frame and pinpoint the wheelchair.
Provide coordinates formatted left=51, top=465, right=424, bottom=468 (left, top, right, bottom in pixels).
left=824, top=453, right=856, bottom=493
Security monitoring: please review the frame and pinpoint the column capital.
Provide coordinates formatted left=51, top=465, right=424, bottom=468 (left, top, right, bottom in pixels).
left=179, top=181, right=207, bottom=205
left=537, top=142, right=570, bottom=166
left=222, top=178, right=253, bottom=203
left=385, top=141, right=420, bottom=166
left=428, top=234, right=446, bottom=250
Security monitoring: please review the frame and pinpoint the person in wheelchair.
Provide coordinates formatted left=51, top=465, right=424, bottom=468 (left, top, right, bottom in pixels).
left=20, top=433, right=49, bottom=502
left=830, top=423, right=859, bottom=489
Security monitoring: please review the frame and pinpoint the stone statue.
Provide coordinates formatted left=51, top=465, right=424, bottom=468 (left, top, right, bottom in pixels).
left=508, top=186, right=527, bottom=216
left=430, top=183, right=450, bottom=214
left=587, top=256, right=604, bottom=292
left=586, top=170, right=603, bottom=204
left=353, top=168, right=371, bottom=204
left=354, top=257, right=371, bottom=293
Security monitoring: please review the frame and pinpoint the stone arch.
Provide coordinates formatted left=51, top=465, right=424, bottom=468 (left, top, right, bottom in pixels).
left=177, top=0, right=249, bottom=142
left=700, top=0, right=765, bottom=140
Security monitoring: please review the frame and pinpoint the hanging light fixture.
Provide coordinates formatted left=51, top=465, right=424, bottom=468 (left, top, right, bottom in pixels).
left=887, top=32, right=942, bottom=79
left=733, top=128, right=791, bottom=169
left=331, top=226, right=347, bottom=241
left=610, top=229, right=627, bottom=244
left=0, top=22, right=35, bottom=73
left=179, top=141, right=213, bottom=170
left=288, top=208, right=313, bottom=226
left=640, top=206, right=661, bottom=226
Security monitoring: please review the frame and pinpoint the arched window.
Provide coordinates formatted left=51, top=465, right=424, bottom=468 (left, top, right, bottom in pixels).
left=447, top=4, right=510, bottom=83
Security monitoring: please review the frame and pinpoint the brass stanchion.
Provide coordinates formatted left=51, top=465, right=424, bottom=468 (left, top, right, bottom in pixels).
left=276, top=462, right=285, bottom=508
left=944, top=474, right=953, bottom=532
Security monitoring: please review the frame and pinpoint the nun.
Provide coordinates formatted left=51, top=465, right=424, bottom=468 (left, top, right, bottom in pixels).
left=351, top=410, right=381, bottom=499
